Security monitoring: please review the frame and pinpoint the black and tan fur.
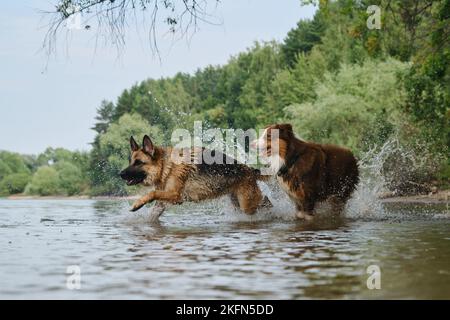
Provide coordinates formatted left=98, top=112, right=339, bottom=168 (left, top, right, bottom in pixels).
left=120, top=135, right=271, bottom=218
left=254, top=124, right=359, bottom=220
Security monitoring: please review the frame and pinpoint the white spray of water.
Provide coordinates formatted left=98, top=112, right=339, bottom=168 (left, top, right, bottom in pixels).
left=119, top=136, right=445, bottom=224
left=217, top=180, right=297, bottom=222
left=345, top=136, right=444, bottom=220
left=345, top=140, right=392, bottom=220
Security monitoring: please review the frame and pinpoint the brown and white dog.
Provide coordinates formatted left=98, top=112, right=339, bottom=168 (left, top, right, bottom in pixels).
left=253, top=124, right=359, bottom=220
left=120, top=135, right=271, bottom=219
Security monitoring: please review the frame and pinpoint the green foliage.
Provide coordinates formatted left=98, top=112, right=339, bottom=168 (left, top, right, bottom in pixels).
left=404, top=65, right=450, bottom=147
left=26, top=166, right=60, bottom=196
left=54, top=161, right=85, bottom=196
left=83, top=0, right=447, bottom=189
left=0, top=148, right=90, bottom=196
left=281, top=11, right=326, bottom=67
left=0, top=161, right=12, bottom=181
left=92, top=100, right=115, bottom=135
left=235, top=42, right=284, bottom=127
left=0, top=151, right=33, bottom=196
left=112, top=78, right=193, bottom=140
left=0, top=173, right=31, bottom=196
left=285, top=59, right=410, bottom=154
left=403, top=0, right=450, bottom=149
left=37, top=147, right=77, bottom=166
left=0, top=151, right=31, bottom=177
left=21, top=160, right=88, bottom=196
left=271, top=49, right=327, bottom=109
left=4, top=0, right=448, bottom=196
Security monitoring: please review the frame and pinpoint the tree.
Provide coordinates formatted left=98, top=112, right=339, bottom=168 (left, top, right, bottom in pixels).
left=403, top=0, right=450, bottom=147
left=36, top=147, right=75, bottom=166
left=215, top=42, right=284, bottom=129
left=0, top=161, right=12, bottom=181
left=285, top=59, right=410, bottom=153
left=281, top=11, right=326, bottom=67
left=0, top=151, right=31, bottom=177
left=54, top=161, right=85, bottom=196
left=111, top=78, right=193, bottom=139
left=0, top=151, right=33, bottom=196
left=26, top=166, right=61, bottom=196
left=271, top=48, right=327, bottom=109
left=43, top=0, right=221, bottom=56
left=189, top=66, right=226, bottom=115
left=236, top=42, right=284, bottom=128
left=72, top=0, right=449, bottom=193
left=0, top=173, right=31, bottom=196
left=92, top=100, right=115, bottom=135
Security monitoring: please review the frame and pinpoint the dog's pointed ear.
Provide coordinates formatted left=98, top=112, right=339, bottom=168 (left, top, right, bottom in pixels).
left=142, top=135, right=155, bottom=157
left=130, top=136, right=139, bottom=152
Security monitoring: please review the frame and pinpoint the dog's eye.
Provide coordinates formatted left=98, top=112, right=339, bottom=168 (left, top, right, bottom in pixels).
left=134, top=160, right=144, bottom=166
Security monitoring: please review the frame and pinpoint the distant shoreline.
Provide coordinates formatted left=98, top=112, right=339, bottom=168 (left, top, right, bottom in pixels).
left=379, top=190, right=450, bottom=204
left=3, top=190, right=449, bottom=204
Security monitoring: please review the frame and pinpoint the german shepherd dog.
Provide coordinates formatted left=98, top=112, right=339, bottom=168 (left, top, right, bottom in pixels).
left=253, top=124, right=359, bottom=220
left=120, top=135, right=271, bottom=218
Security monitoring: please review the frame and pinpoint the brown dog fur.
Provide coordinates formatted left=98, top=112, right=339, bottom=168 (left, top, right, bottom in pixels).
left=255, top=124, right=359, bottom=220
left=120, top=135, right=271, bottom=218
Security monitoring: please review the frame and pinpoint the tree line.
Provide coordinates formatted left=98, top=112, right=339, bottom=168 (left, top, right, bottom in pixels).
left=1, top=0, right=448, bottom=197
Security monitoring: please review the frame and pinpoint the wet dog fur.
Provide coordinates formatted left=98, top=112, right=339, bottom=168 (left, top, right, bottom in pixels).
left=120, top=135, right=271, bottom=218
left=254, top=123, right=359, bottom=220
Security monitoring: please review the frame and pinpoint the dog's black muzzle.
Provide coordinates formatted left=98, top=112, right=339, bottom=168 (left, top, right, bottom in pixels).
left=119, top=167, right=146, bottom=186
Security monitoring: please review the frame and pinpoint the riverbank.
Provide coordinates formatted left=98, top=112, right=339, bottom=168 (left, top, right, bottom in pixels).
left=380, top=190, right=450, bottom=204
left=4, top=190, right=450, bottom=204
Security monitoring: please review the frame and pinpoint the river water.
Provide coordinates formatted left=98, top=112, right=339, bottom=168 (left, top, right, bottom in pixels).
left=0, top=197, right=449, bottom=299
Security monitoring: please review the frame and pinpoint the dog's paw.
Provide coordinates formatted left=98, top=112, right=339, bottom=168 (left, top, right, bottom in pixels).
left=296, top=211, right=314, bottom=221
left=130, top=201, right=146, bottom=212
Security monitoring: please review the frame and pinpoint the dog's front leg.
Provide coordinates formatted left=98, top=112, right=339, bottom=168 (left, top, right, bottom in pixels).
left=292, top=184, right=315, bottom=221
left=131, top=175, right=185, bottom=212
left=151, top=190, right=183, bottom=204
left=131, top=190, right=183, bottom=212
left=131, top=192, right=156, bottom=212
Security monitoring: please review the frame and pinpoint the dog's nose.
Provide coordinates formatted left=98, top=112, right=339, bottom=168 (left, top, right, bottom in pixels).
left=119, top=170, right=127, bottom=179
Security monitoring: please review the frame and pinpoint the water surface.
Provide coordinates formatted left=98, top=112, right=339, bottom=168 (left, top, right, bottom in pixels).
left=0, top=199, right=449, bottom=299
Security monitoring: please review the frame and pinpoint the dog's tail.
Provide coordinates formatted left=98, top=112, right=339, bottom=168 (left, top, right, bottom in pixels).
left=252, top=168, right=272, bottom=182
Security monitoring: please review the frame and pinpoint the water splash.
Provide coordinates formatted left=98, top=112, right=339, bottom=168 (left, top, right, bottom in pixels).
left=346, top=136, right=443, bottom=220
left=218, top=180, right=297, bottom=222
left=345, top=139, right=391, bottom=220
left=118, top=136, right=444, bottom=224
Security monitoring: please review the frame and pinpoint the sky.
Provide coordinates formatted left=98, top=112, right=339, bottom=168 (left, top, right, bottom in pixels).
left=0, top=1, right=315, bottom=155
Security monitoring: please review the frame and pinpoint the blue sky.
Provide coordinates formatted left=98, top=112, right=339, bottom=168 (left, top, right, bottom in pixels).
left=0, top=1, right=315, bottom=154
